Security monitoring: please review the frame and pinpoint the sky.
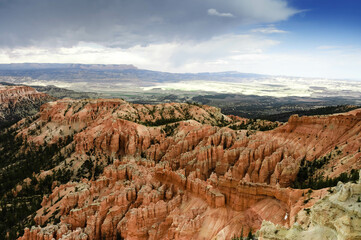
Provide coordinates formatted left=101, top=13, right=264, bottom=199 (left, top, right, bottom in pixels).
left=0, top=0, right=360, bottom=79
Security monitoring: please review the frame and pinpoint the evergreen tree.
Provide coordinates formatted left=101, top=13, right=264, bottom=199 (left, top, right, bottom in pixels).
left=247, top=228, right=253, bottom=240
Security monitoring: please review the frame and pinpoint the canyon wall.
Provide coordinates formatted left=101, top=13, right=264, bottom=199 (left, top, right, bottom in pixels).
left=10, top=99, right=361, bottom=239
left=0, top=85, right=54, bottom=125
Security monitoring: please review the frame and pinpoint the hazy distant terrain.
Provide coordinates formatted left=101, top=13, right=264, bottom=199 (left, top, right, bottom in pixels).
left=0, top=82, right=102, bottom=100
left=1, top=63, right=360, bottom=119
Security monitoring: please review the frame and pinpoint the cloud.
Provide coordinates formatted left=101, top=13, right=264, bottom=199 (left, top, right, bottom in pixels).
left=167, top=34, right=279, bottom=67
left=0, top=0, right=299, bottom=48
left=251, top=26, right=288, bottom=34
left=1, top=36, right=361, bottom=80
left=207, top=9, right=234, bottom=18
left=0, top=33, right=281, bottom=75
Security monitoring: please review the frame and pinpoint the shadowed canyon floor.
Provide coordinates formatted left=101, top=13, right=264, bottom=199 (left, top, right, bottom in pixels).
left=0, top=97, right=360, bottom=239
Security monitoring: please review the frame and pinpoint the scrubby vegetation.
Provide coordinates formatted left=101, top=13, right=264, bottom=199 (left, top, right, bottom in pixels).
left=0, top=128, right=75, bottom=239
left=293, top=152, right=359, bottom=189
left=162, top=123, right=179, bottom=136
left=304, top=170, right=359, bottom=190
left=141, top=117, right=185, bottom=126
left=261, top=105, right=360, bottom=122
left=231, top=228, right=255, bottom=240
left=228, top=119, right=279, bottom=131
left=139, top=103, right=231, bottom=127
left=139, top=104, right=193, bottom=127
left=76, top=153, right=105, bottom=180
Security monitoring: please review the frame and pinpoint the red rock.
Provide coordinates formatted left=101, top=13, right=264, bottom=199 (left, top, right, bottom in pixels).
left=16, top=99, right=361, bottom=239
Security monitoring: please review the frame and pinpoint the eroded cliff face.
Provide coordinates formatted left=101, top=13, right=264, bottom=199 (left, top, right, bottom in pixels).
left=258, top=171, right=361, bottom=240
left=0, top=85, right=54, bottom=125
left=11, top=99, right=361, bottom=239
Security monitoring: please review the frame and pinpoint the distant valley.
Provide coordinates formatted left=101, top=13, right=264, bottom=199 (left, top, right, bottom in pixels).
left=0, top=63, right=360, bottom=119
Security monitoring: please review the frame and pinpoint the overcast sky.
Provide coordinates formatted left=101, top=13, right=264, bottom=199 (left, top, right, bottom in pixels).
left=0, top=0, right=360, bottom=79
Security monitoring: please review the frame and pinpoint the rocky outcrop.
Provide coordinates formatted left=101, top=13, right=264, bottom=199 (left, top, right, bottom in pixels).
left=12, top=99, right=361, bottom=239
left=258, top=170, right=361, bottom=240
left=20, top=157, right=311, bottom=240
left=0, top=85, right=50, bottom=104
left=0, top=85, right=54, bottom=126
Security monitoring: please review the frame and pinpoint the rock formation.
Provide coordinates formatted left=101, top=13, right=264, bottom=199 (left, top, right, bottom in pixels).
left=258, top=170, right=361, bottom=240
left=0, top=84, right=54, bottom=126
left=3, top=98, right=359, bottom=239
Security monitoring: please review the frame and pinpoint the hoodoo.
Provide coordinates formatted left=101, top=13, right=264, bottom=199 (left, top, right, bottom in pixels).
left=0, top=98, right=357, bottom=239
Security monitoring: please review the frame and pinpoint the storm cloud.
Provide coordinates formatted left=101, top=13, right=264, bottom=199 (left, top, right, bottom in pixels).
left=0, top=0, right=298, bottom=48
